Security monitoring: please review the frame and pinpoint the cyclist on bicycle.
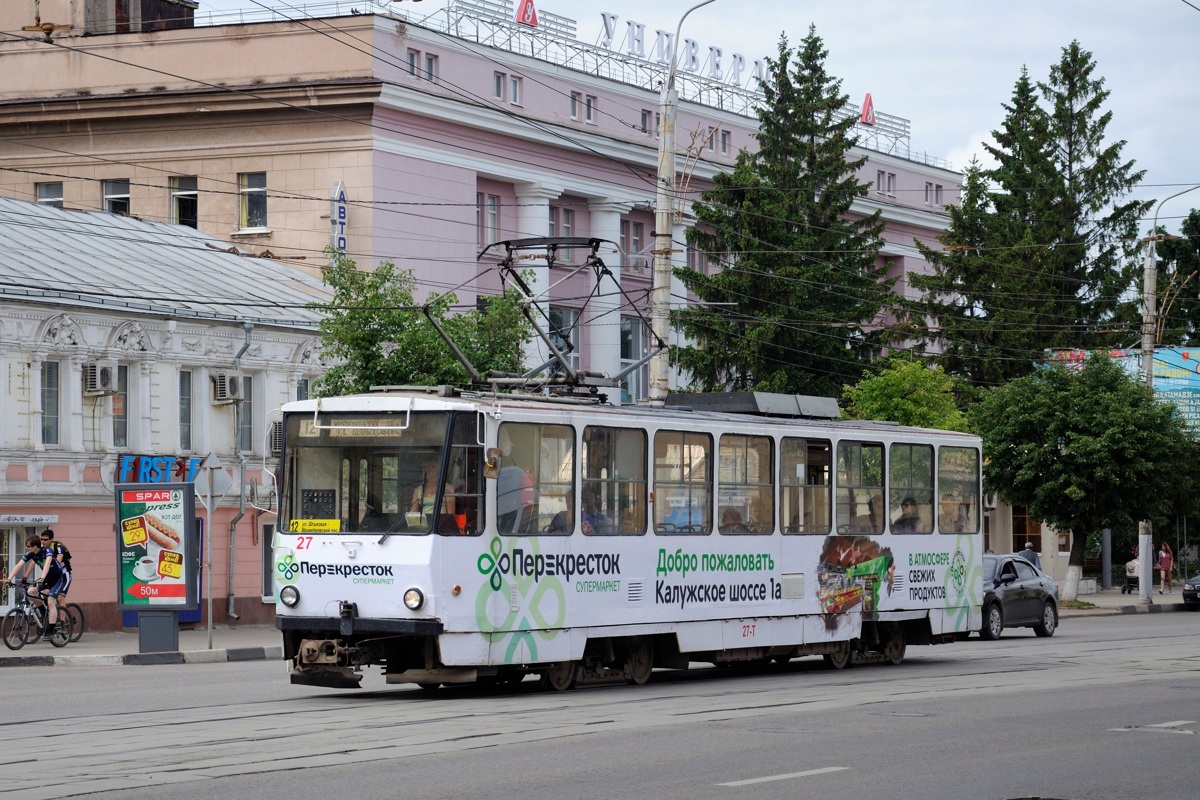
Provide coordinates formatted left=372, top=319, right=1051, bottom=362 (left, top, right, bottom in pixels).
left=35, top=530, right=72, bottom=635
left=21, top=533, right=70, bottom=641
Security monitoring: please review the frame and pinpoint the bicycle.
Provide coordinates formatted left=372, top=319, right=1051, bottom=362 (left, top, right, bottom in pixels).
left=2, top=581, right=73, bottom=649
left=21, top=578, right=83, bottom=643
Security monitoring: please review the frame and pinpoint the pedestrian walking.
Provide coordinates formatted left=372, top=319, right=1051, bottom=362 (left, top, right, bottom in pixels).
left=1157, top=542, right=1174, bottom=595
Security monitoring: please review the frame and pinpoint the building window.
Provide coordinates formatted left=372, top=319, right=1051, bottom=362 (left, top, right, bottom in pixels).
left=654, top=112, right=661, bottom=139
left=620, top=316, right=649, bottom=403
left=719, top=130, right=730, bottom=155
left=925, top=182, right=934, bottom=205
left=407, top=48, right=420, bottom=76
left=478, top=192, right=499, bottom=248
left=570, top=92, right=582, bottom=120
left=935, top=184, right=944, bottom=205
left=36, top=182, right=63, bottom=208
left=423, top=53, right=438, bottom=81
left=1012, top=505, right=1042, bottom=555
left=886, top=173, right=896, bottom=196
left=41, top=361, right=60, bottom=446
left=549, top=206, right=574, bottom=261
left=238, top=375, right=254, bottom=452
left=707, top=127, right=715, bottom=151
left=103, top=179, right=130, bottom=215
left=620, top=219, right=645, bottom=271
left=238, top=172, right=267, bottom=229
left=876, top=170, right=886, bottom=193
left=493, top=71, right=506, bottom=100
left=113, top=364, right=129, bottom=449
left=297, top=378, right=310, bottom=401
left=171, top=176, right=198, bottom=228
left=509, top=76, right=522, bottom=105
left=640, top=109, right=652, bottom=134
left=585, top=95, right=596, bottom=124
left=179, top=370, right=192, bottom=451
left=548, top=306, right=580, bottom=371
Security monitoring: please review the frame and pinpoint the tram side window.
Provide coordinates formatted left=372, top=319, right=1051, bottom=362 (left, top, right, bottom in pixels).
left=717, top=434, right=773, bottom=534
left=836, top=440, right=884, bottom=535
left=582, top=426, right=647, bottom=535
left=938, top=445, right=980, bottom=534
left=889, top=443, right=933, bottom=534
left=653, top=430, right=712, bottom=535
left=442, top=413, right=485, bottom=536
left=780, top=437, right=831, bottom=534
left=496, top=422, right=574, bottom=535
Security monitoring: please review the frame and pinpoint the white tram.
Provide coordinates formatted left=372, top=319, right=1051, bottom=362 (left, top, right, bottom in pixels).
left=274, top=387, right=984, bottom=690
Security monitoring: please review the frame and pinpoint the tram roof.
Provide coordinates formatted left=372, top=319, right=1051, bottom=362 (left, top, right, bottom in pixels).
left=283, top=387, right=979, bottom=442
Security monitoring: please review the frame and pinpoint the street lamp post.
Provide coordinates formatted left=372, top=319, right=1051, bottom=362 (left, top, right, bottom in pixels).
left=1138, top=184, right=1200, bottom=603
left=648, top=0, right=717, bottom=403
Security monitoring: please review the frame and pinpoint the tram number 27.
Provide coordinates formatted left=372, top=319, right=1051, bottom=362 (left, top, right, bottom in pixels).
left=742, top=624, right=756, bottom=638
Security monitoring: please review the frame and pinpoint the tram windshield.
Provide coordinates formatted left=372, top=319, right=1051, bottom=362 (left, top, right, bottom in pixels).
left=281, top=412, right=483, bottom=535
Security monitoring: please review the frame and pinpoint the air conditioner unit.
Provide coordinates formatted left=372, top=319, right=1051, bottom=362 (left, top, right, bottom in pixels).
left=983, top=492, right=998, bottom=510
left=269, top=420, right=284, bottom=456
left=212, top=371, right=244, bottom=404
left=82, top=359, right=118, bottom=396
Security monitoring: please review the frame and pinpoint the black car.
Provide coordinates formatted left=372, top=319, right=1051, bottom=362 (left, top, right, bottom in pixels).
left=980, top=554, right=1059, bottom=639
left=1183, top=573, right=1200, bottom=609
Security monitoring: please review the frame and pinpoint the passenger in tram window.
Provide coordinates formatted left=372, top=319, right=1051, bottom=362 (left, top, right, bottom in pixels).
left=583, top=492, right=613, bottom=534
left=719, top=507, right=749, bottom=533
left=581, top=513, right=595, bottom=534
left=939, top=492, right=971, bottom=532
left=891, top=496, right=926, bottom=533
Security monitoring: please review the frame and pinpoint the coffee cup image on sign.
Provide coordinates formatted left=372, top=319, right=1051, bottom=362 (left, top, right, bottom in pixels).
left=132, top=557, right=158, bottom=582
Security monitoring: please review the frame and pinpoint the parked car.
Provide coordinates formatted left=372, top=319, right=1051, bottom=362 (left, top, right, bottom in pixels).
left=980, top=554, right=1059, bottom=639
left=1183, top=573, right=1200, bottom=609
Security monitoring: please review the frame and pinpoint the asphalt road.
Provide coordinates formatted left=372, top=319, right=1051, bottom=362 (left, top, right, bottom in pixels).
left=4, top=613, right=1197, bottom=800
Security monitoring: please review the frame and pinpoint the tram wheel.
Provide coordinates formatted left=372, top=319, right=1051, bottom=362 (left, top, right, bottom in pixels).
left=624, top=638, right=654, bottom=685
left=540, top=661, right=577, bottom=692
left=823, top=641, right=852, bottom=670
left=883, top=632, right=906, bottom=665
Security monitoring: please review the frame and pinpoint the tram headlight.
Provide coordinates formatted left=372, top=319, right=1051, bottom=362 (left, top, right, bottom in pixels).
left=279, top=585, right=300, bottom=608
left=403, top=587, right=425, bottom=610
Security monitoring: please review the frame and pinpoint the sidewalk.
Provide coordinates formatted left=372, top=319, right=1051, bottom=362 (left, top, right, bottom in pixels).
left=0, top=590, right=1191, bottom=668
left=0, top=623, right=283, bottom=668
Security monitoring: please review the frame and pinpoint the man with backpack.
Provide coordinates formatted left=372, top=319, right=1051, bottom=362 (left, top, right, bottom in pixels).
left=30, top=529, right=71, bottom=641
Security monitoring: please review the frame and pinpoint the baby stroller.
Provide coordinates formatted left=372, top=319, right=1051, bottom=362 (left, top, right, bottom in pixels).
left=1122, top=558, right=1139, bottom=594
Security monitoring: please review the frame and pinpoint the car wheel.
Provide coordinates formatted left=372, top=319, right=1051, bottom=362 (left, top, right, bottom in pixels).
left=980, top=602, right=1003, bottom=640
left=1034, top=601, right=1058, bottom=637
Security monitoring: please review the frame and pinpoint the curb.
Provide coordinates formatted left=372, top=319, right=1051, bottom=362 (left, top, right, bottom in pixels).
left=0, top=646, right=284, bottom=668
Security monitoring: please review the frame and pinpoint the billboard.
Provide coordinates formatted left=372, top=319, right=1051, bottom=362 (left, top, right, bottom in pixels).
left=115, top=483, right=200, bottom=611
left=1047, top=347, right=1200, bottom=437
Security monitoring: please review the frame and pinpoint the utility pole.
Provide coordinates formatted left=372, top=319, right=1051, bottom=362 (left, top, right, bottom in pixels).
left=1139, top=184, right=1200, bottom=603
left=648, top=0, right=716, bottom=403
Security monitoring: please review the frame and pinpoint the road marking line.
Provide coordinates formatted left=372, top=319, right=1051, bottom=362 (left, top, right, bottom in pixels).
left=716, top=766, right=848, bottom=786
left=1146, top=721, right=1196, bottom=728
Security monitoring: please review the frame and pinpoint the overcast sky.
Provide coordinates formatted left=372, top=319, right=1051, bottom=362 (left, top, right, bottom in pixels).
left=197, top=0, right=1200, bottom=232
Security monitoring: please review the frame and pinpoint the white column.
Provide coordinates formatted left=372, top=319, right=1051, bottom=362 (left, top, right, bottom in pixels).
left=136, top=361, right=153, bottom=452
left=514, top=183, right=560, bottom=373
left=587, top=201, right=632, bottom=400
left=66, top=354, right=86, bottom=452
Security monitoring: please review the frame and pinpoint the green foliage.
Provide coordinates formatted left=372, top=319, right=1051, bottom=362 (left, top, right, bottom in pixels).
left=673, top=28, right=898, bottom=398
left=970, top=355, right=1200, bottom=564
left=842, top=357, right=969, bottom=432
left=913, top=44, right=1149, bottom=386
left=311, top=252, right=531, bottom=396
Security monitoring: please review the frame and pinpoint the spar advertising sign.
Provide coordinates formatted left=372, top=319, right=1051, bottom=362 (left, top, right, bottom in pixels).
left=115, top=483, right=199, bottom=611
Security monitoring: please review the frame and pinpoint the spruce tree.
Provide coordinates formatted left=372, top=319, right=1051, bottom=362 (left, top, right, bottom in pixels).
left=673, top=27, right=895, bottom=398
left=913, top=43, right=1149, bottom=386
